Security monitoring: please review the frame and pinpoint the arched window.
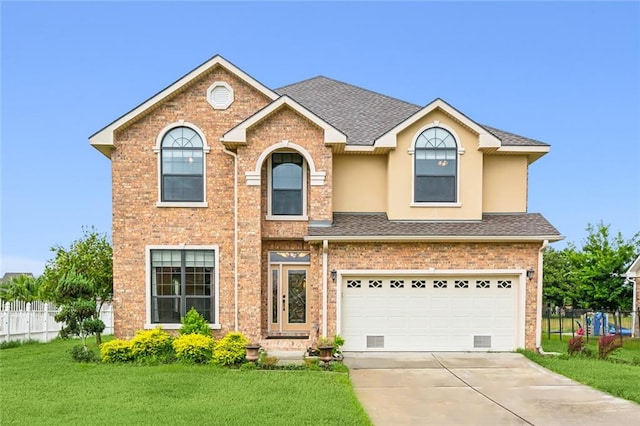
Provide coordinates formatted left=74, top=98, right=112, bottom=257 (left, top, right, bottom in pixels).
left=414, top=127, right=457, bottom=203
left=270, top=152, right=305, bottom=216
left=160, top=127, right=204, bottom=202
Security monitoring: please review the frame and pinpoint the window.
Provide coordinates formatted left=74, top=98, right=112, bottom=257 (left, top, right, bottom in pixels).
left=150, top=249, right=215, bottom=324
left=160, top=127, right=204, bottom=202
left=414, top=127, right=457, bottom=203
left=270, top=152, right=305, bottom=216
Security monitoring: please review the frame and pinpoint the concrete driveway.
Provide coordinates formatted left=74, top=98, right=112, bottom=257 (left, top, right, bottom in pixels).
left=344, top=352, right=640, bottom=425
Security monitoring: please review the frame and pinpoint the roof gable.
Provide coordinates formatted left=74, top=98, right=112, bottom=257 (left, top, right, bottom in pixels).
left=221, top=95, right=347, bottom=146
left=89, top=55, right=278, bottom=157
left=374, top=98, right=501, bottom=149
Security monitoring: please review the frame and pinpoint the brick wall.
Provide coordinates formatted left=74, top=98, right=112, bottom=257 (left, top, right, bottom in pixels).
left=111, top=65, right=271, bottom=338
left=324, top=241, right=541, bottom=350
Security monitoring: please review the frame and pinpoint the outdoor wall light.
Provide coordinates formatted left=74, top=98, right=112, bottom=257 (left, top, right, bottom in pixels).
left=330, top=269, right=337, bottom=282
left=526, top=268, right=535, bottom=280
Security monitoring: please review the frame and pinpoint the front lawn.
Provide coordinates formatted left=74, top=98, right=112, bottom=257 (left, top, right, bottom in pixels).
left=0, top=337, right=371, bottom=425
left=521, top=335, right=640, bottom=404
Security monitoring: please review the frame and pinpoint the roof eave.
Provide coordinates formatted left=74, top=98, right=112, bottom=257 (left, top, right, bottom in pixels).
left=304, top=234, right=565, bottom=243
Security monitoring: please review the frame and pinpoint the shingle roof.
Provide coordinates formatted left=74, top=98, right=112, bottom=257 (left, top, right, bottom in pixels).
left=277, top=76, right=419, bottom=146
left=277, top=76, right=548, bottom=147
left=307, top=213, right=561, bottom=239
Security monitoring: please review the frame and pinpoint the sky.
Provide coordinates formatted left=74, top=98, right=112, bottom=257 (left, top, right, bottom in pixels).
left=1, top=1, right=639, bottom=277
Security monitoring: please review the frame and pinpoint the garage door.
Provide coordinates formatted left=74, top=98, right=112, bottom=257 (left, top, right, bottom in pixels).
left=341, top=275, right=520, bottom=352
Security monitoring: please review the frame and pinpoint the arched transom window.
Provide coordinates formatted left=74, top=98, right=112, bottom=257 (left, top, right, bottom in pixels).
left=161, top=127, right=204, bottom=202
left=414, top=127, right=457, bottom=203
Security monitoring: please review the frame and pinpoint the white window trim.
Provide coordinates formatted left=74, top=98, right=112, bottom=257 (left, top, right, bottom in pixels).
left=266, top=151, right=309, bottom=220
left=153, top=120, right=211, bottom=207
left=408, top=122, right=464, bottom=206
left=145, top=244, right=221, bottom=330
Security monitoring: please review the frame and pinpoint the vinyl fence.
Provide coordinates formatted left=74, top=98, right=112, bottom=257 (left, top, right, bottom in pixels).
left=0, top=300, right=114, bottom=343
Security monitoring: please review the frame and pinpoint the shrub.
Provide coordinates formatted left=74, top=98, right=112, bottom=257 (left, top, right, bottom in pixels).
left=130, top=327, right=173, bottom=363
left=179, top=308, right=211, bottom=337
left=598, top=335, right=623, bottom=359
left=567, top=336, right=585, bottom=355
left=70, top=345, right=99, bottom=363
left=212, top=332, right=248, bottom=366
left=240, top=362, right=258, bottom=371
left=100, top=339, right=134, bottom=363
left=172, top=333, right=214, bottom=364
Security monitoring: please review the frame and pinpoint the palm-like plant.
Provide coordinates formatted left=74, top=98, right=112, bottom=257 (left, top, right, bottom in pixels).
left=0, top=274, right=42, bottom=303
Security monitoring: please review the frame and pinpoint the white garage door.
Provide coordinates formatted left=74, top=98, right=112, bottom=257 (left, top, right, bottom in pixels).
left=341, top=275, right=520, bottom=352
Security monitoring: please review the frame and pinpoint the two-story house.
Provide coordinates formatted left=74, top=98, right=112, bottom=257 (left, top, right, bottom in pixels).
left=90, top=55, right=561, bottom=352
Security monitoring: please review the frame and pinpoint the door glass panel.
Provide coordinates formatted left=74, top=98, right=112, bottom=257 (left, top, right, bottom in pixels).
left=271, top=269, right=279, bottom=324
left=287, top=270, right=306, bottom=324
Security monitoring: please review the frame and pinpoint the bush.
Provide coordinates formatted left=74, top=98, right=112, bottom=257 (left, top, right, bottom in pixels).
left=100, top=339, right=134, bottom=363
left=239, top=362, right=258, bottom=371
left=598, top=335, right=623, bottom=359
left=172, top=333, right=214, bottom=364
left=179, top=308, right=211, bottom=337
left=70, top=345, right=99, bottom=363
left=212, top=332, right=248, bottom=366
left=130, top=327, right=173, bottom=364
left=567, top=336, right=585, bottom=355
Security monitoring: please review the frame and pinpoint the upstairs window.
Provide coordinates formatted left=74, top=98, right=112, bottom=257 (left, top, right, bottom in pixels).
left=270, top=152, right=305, bottom=216
left=414, top=127, right=457, bottom=203
left=160, top=127, right=204, bottom=202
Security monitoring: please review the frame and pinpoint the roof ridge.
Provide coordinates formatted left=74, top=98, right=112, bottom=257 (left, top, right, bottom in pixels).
left=278, top=75, right=421, bottom=109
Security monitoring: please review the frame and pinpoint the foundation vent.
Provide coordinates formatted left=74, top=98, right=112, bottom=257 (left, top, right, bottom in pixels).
left=474, top=335, right=492, bottom=348
left=366, top=335, right=385, bottom=348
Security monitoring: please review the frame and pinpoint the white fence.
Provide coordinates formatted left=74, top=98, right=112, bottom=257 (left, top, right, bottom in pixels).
left=0, top=301, right=114, bottom=343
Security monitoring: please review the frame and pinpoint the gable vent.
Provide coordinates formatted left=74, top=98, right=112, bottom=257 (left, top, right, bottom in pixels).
left=366, top=336, right=384, bottom=348
left=474, top=335, right=492, bottom=348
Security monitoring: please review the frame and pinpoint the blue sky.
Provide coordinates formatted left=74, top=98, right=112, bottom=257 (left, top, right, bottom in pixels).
left=1, top=1, right=639, bottom=276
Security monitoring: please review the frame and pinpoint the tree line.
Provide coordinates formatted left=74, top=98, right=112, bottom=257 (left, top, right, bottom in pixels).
left=543, top=223, right=639, bottom=311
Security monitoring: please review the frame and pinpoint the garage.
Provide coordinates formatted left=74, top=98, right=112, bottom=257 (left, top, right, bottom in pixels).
left=340, top=273, right=522, bottom=352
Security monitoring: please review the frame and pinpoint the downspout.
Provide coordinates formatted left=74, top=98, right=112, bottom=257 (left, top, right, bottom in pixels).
left=222, top=146, right=239, bottom=331
left=535, top=239, right=549, bottom=353
left=322, top=240, right=328, bottom=338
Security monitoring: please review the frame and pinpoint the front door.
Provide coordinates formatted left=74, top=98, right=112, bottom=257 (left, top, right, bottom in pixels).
left=268, top=251, right=310, bottom=333
left=282, top=266, right=308, bottom=331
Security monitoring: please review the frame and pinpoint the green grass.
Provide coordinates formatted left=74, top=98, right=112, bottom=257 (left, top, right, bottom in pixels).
left=521, top=335, right=640, bottom=404
left=0, top=337, right=371, bottom=425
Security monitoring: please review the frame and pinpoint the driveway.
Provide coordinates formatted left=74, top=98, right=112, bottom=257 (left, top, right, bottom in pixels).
left=344, top=352, right=640, bottom=425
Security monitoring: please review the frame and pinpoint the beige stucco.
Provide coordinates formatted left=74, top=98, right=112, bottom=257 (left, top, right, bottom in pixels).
left=482, top=156, right=528, bottom=212
left=333, top=155, right=387, bottom=212
left=387, top=109, right=483, bottom=220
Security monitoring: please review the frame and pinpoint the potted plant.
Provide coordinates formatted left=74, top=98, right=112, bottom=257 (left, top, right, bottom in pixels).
left=316, top=337, right=334, bottom=363
left=245, top=343, right=261, bottom=362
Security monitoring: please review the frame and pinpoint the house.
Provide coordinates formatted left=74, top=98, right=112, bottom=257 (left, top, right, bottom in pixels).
left=0, top=272, right=34, bottom=283
left=89, top=55, right=562, bottom=352
left=625, top=255, right=640, bottom=337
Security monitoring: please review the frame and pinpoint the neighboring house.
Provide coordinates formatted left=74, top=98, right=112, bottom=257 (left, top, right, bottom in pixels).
left=0, top=273, right=34, bottom=283
left=90, top=55, right=562, bottom=352
left=625, top=255, right=640, bottom=337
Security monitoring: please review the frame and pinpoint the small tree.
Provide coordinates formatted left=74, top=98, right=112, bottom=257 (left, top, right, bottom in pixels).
left=543, top=247, right=577, bottom=307
left=53, top=271, right=105, bottom=352
left=568, top=223, right=639, bottom=311
left=41, top=227, right=112, bottom=343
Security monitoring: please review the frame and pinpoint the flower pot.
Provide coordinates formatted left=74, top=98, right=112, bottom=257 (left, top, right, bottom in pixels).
left=318, top=346, right=334, bottom=363
left=245, top=344, right=261, bottom=362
